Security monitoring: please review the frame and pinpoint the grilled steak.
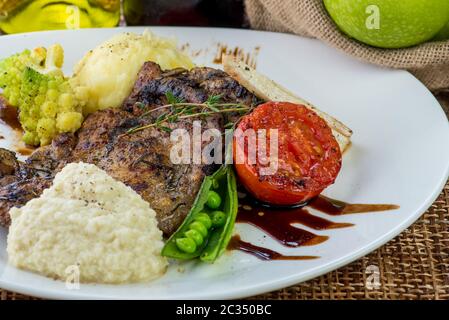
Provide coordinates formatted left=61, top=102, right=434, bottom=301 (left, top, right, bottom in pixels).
left=0, top=62, right=257, bottom=235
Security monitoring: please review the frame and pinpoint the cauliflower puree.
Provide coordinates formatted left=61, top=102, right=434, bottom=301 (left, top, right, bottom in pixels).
left=7, top=162, right=167, bottom=284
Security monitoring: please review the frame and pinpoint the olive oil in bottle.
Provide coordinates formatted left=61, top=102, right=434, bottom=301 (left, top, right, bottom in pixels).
left=0, top=0, right=120, bottom=34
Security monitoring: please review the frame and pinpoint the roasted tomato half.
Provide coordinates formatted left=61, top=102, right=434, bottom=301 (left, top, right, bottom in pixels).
left=233, top=102, right=342, bottom=205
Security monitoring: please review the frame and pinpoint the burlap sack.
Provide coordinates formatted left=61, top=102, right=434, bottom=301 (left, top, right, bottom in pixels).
left=245, top=0, right=449, bottom=92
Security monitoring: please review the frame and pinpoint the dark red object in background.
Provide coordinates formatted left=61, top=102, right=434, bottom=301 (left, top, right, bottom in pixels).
left=123, top=0, right=247, bottom=28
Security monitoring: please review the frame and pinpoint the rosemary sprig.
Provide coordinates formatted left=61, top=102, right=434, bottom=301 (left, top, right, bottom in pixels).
left=126, top=92, right=251, bottom=135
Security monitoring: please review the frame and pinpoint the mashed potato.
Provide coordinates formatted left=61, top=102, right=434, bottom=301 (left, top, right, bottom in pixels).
left=71, top=30, right=194, bottom=114
left=7, top=162, right=167, bottom=284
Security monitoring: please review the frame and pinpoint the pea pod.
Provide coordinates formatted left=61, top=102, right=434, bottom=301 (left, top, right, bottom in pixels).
left=161, top=165, right=238, bottom=262
left=200, top=167, right=237, bottom=263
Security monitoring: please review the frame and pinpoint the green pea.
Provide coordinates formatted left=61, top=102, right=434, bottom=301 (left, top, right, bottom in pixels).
left=195, top=213, right=212, bottom=229
left=210, top=210, right=226, bottom=227
left=185, top=229, right=204, bottom=246
left=206, top=190, right=222, bottom=209
left=189, top=221, right=208, bottom=237
left=176, top=237, right=197, bottom=253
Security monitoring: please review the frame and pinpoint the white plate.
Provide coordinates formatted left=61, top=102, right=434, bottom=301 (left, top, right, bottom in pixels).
left=0, top=27, right=448, bottom=300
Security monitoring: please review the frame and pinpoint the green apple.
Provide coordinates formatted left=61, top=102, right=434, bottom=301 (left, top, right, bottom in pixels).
left=434, top=21, right=449, bottom=41
left=324, top=0, right=449, bottom=48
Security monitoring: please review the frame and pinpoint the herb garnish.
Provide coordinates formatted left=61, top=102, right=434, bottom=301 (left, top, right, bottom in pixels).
left=126, top=92, right=251, bottom=135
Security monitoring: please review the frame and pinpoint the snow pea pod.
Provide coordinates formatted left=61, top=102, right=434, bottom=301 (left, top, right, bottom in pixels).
left=200, top=166, right=237, bottom=263
left=161, top=165, right=238, bottom=261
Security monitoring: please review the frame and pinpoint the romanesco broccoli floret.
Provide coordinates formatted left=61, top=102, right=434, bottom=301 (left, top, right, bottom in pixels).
left=19, top=67, right=83, bottom=146
left=0, top=47, right=47, bottom=106
left=0, top=50, right=29, bottom=106
left=0, top=44, right=85, bottom=146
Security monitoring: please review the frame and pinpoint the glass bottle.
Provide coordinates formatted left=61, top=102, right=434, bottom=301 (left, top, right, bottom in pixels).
left=124, top=0, right=246, bottom=28
left=0, top=0, right=120, bottom=34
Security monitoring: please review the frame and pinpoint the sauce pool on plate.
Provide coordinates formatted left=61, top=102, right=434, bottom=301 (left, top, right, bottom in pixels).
left=229, top=192, right=399, bottom=260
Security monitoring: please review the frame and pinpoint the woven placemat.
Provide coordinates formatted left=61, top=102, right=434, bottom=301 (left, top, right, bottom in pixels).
left=1, top=97, right=448, bottom=300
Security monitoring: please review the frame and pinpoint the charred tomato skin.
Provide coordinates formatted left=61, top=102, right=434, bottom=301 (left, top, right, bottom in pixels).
left=233, top=102, right=342, bottom=205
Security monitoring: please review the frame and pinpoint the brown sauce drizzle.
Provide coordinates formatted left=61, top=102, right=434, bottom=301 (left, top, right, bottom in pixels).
left=0, top=96, right=36, bottom=156
left=213, top=43, right=260, bottom=68
left=228, top=235, right=318, bottom=261
left=309, top=195, right=400, bottom=215
left=0, top=100, right=21, bottom=131
left=237, top=196, right=354, bottom=247
left=17, top=147, right=33, bottom=156
left=229, top=193, right=399, bottom=260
